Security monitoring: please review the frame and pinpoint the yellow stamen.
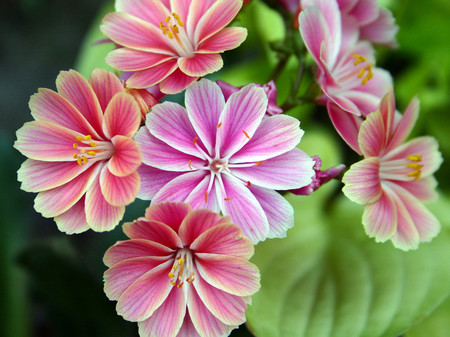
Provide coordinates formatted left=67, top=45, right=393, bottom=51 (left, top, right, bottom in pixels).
left=224, top=197, right=233, bottom=201
left=407, top=163, right=423, bottom=169
left=217, top=122, right=222, bottom=129
left=76, top=136, right=83, bottom=141
left=407, top=155, right=422, bottom=162
left=165, top=16, right=171, bottom=22
left=87, top=151, right=96, bottom=156
left=73, top=143, right=78, bottom=149
left=73, top=154, right=79, bottom=159
left=172, top=265, right=178, bottom=270
left=188, top=160, right=193, bottom=170
left=255, top=160, right=267, bottom=166
left=178, top=258, right=184, bottom=265
left=167, top=30, right=174, bottom=39
left=172, top=12, right=184, bottom=26
left=82, top=156, right=88, bottom=163
left=193, top=137, right=198, bottom=145
left=177, top=282, right=184, bottom=288
left=84, top=135, right=91, bottom=140
left=77, top=157, right=82, bottom=166
left=89, top=142, right=97, bottom=147
left=242, top=130, right=251, bottom=139
left=407, top=170, right=421, bottom=181
left=168, top=272, right=175, bottom=278
left=204, top=191, right=208, bottom=203
left=353, top=53, right=367, bottom=65
left=160, top=22, right=167, bottom=35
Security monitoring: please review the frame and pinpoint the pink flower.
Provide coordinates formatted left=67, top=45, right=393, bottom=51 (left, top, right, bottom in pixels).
left=217, top=80, right=283, bottom=116
left=342, top=89, right=443, bottom=250
left=14, top=69, right=142, bottom=233
left=135, top=78, right=315, bottom=243
left=103, top=201, right=260, bottom=337
left=100, top=0, right=248, bottom=94
left=336, top=0, right=399, bottom=48
left=299, top=0, right=392, bottom=150
left=290, top=156, right=345, bottom=195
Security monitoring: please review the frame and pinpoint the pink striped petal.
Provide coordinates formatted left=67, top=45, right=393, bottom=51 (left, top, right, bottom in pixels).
left=358, top=110, right=386, bottom=157
left=101, top=12, right=173, bottom=52
left=17, top=159, right=88, bottom=192
left=387, top=97, right=419, bottom=151
left=134, top=127, right=203, bottom=171
left=194, top=276, right=248, bottom=326
left=362, top=188, right=397, bottom=242
left=342, top=157, right=382, bottom=204
left=54, top=197, right=90, bottom=234
left=104, top=256, right=169, bottom=300
left=136, top=165, right=182, bottom=200
left=170, top=0, right=194, bottom=26
left=34, top=164, right=100, bottom=218
left=106, top=48, right=174, bottom=71
left=117, top=260, right=173, bottom=321
left=138, top=287, right=186, bottom=337
left=231, top=115, right=304, bottom=163
left=195, top=253, right=260, bottom=296
left=147, top=102, right=204, bottom=158
left=29, top=88, right=98, bottom=136
left=116, top=0, right=171, bottom=29
left=176, top=311, right=201, bottom=337
left=99, top=166, right=140, bottom=206
left=178, top=209, right=229, bottom=246
left=144, top=202, right=192, bottom=232
left=190, top=223, right=253, bottom=259
left=218, top=174, right=269, bottom=243
left=178, top=53, right=223, bottom=77
left=249, top=185, right=294, bottom=239
left=326, top=91, right=361, bottom=116
left=339, top=90, right=383, bottom=118
left=231, top=149, right=314, bottom=190
left=327, top=102, right=363, bottom=154
left=185, top=79, right=225, bottom=153
left=187, top=286, right=233, bottom=337
left=103, top=92, right=141, bottom=139
left=88, top=69, right=124, bottom=112
left=185, top=175, right=220, bottom=212
left=197, top=27, right=247, bottom=53
left=108, top=135, right=142, bottom=177
left=55, top=70, right=104, bottom=136
left=125, top=60, right=179, bottom=89
left=185, top=0, right=216, bottom=38
left=378, top=89, right=396, bottom=141
left=159, top=68, right=199, bottom=94
left=151, top=171, right=209, bottom=204
left=348, top=0, right=379, bottom=25
left=123, top=219, right=183, bottom=249
left=389, top=191, right=420, bottom=250
left=14, top=121, right=83, bottom=162
left=104, top=239, right=174, bottom=267
left=194, top=0, right=242, bottom=45
left=360, top=8, right=399, bottom=48
left=395, top=176, right=438, bottom=203
left=217, top=85, right=267, bottom=158
left=85, top=178, right=125, bottom=231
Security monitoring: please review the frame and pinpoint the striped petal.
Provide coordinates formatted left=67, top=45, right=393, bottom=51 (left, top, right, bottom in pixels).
left=116, top=0, right=171, bottom=28
left=158, top=68, right=199, bottom=94
left=54, top=197, right=90, bottom=234
left=358, top=110, right=386, bottom=157
left=99, top=165, right=140, bottom=206
left=103, top=92, right=141, bottom=139
left=144, top=201, right=192, bottom=232
left=125, top=60, right=179, bottom=89
left=136, top=165, right=182, bottom=200
left=88, top=69, right=125, bottom=112
left=197, top=27, right=247, bottom=53
left=106, top=48, right=174, bottom=71
left=123, top=219, right=183, bottom=249
left=108, top=135, right=142, bottom=177
left=178, top=53, right=223, bottom=77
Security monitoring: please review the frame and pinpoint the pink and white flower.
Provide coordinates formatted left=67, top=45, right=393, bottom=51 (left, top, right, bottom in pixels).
left=14, top=69, right=142, bottom=233
left=103, top=201, right=260, bottom=337
left=299, top=0, right=392, bottom=151
left=342, top=89, right=443, bottom=250
left=101, top=0, right=248, bottom=94
left=135, top=78, right=315, bottom=243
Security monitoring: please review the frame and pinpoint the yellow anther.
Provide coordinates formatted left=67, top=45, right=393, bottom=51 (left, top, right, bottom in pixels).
left=80, top=150, right=86, bottom=154
left=173, top=25, right=179, bottom=33
left=353, top=53, right=367, bottom=65
left=82, top=156, right=88, bottom=163
left=84, top=135, right=91, bottom=140
left=76, top=136, right=83, bottom=141
left=407, top=170, right=421, bottom=181
left=407, top=163, right=423, bottom=169
left=167, top=30, right=174, bottom=39
left=178, top=258, right=184, bottom=265
left=73, top=154, right=79, bottom=159
left=170, top=280, right=176, bottom=286
left=160, top=22, right=167, bottom=35
left=205, top=191, right=208, bottom=203
left=358, top=68, right=366, bottom=78
left=87, top=151, right=96, bottom=156
left=217, top=122, right=222, bottom=129
left=73, top=143, right=78, bottom=149
left=172, top=265, right=178, bottom=270
left=242, top=129, right=251, bottom=139
left=165, top=16, right=171, bottom=22
left=188, top=160, right=193, bottom=170
left=224, top=197, right=233, bottom=201
left=177, top=282, right=184, bottom=288
left=168, top=272, right=175, bottom=278
left=172, top=12, right=184, bottom=26
left=193, top=137, right=198, bottom=145
left=89, top=142, right=97, bottom=147
left=77, top=157, right=83, bottom=166
left=407, top=155, right=422, bottom=162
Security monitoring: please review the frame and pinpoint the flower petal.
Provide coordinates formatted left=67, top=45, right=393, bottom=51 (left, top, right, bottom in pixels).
left=360, top=8, right=399, bottom=47
left=249, top=185, right=294, bottom=239
left=54, top=197, right=90, bottom=234
left=125, top=60, right=179, bottom=89
left=176, top=311, right=201, bottom=337
left=136, top=165, right=182, bottom=200
left=88, top=69, right=125, bottom=112
left=218, top=174, right=269, bottom=243
left=103, top=92, right=141, bottom=139
left=185, top=174, right=220, bottom=212
left=394, top=176, right=438, bottom=203
left=358, top=110, right=386, bottom=157
left=231, top=149, right=314, bottom=190
left=138, top=286, right=187, bottom=337
left=85, top=178, right=125, bottom=231
left=197, top=27, right=247, bottom=53
left=185, top=79, right=225, bottom=154
left=100, top=165, right=140, bottom=206
left=342, top=157, right=382, bottom=204
left=116, top=0, right=171, bottom=29
left=190, top=223, right=253, bottom=259
left=55, top=70, right=104, bottom=136
left=108, top=135, right=142, bottom=177
left=195, top=253, right=260, bottom=296
left=106, top=48, right=174, bottom=71
left=178, top=53, right=223, bottom=77
left=387, top=96, right=419, bottom=151
left=231, top=115, right=304, bottom=163
left=116, top=259, right=173, bottom=321
left=159, top=68, right=199, bottom=94
left=123, top=218, right=183, bottom=249
left=217, top=84, right=268, bottom=158
left=144, top=201, right=192, bottom=232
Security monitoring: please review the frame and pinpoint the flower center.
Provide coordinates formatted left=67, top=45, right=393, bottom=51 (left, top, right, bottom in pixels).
left=210, top=159, right=227, bottom=173
left=352, top=53, right=373, bottom=85
left=406, top=154, right=423, bottom=182
left=168, top=249, right=195, bottom=288
left=72, top=135, right=114, bottom=165
left=159, top=12, right=194, bottom=58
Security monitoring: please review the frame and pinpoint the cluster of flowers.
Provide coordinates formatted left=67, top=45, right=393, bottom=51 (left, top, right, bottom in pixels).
left=14, top=0, right=442, bottom=336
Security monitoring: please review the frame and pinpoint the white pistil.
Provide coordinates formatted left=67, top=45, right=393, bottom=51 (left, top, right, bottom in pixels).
left=159, top=12, right=194, bottom=58
left=168, top=249, right=195, bottom=288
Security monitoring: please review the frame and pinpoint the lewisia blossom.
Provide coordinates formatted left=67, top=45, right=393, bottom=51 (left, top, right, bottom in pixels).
left=101, top=0, right=247, bottom=94
left=342, top=89, right=443, bottom=250
left=14, top=69, right=142, bottom=233
left=136, top=78, right=315, bottom=243
left=103, top=201, right=260, bottom=337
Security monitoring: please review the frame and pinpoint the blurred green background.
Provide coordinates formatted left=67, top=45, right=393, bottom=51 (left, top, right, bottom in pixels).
left=1, top=0, right=449, bottom=336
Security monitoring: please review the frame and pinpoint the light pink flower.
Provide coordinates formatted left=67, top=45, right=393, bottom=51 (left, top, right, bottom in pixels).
left=217, top=80, right=283, bottom=116
left=342, top=89, right=443, bottom=250
left=103, top=201, right=260, bottom=337
left=336, top=0, right=399, bottom=48
left=299, top=0, right=392, bottom=151
left=14, top=69, right=142, bottom=233
left=135, top=78, right=315, bottom=243
left=100, top=0, right=248, bottom=94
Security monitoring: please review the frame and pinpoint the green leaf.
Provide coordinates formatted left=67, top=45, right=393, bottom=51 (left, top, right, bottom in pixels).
left=246, top=191, right=450, bottom=337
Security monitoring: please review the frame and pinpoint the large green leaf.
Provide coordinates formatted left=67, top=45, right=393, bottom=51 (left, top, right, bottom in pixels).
left=246, top=187, right=450, bottom=337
